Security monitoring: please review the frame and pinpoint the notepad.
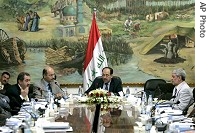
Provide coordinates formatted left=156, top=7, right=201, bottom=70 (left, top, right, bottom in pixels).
left=42, top=122, right=70, bottom=129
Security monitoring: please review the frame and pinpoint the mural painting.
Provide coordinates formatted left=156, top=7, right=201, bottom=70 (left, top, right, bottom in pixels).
left=0, top=0, right=195, bottom=85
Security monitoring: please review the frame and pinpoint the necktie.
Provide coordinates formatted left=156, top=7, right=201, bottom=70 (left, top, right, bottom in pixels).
left=105, top=83, right=108, bottom=91
left=48, top=83, right=52, bottom=93
left=174, top=87, right=177, bottom=97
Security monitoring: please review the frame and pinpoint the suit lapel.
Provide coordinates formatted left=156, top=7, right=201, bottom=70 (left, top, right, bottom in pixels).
left=109, top=79, right=114, bottom=92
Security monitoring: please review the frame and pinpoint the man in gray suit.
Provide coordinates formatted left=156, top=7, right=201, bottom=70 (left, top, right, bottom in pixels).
left=170, top=68, right=194, bottom=111
left=34, top=66, right=64, bottom=100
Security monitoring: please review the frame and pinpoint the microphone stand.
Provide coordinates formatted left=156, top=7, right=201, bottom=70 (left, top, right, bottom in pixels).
left=152, top=93, right=166, bottom=112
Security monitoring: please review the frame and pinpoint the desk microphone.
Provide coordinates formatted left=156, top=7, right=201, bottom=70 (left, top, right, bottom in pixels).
left=54, top=81, right=67, bottom=100
left=54, top=81, right=64, bottom=93
left=152, top=93, right=166, bottom=110
left=21, top=105, right=39, bottom=122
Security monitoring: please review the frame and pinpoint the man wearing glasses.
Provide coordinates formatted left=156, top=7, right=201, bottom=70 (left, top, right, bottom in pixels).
left=84, top=67, right=124, bottom=97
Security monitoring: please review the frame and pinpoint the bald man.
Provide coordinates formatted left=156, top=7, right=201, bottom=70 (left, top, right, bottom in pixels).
left=34, top=66, right=64, bottom=100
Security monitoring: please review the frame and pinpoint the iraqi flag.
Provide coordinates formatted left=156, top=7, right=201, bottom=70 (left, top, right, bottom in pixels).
left=83, top=12, right=108, bottom=90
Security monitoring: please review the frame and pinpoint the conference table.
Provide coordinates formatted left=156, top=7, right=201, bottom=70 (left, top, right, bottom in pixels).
left=54, top=99, right=140, bottom=133
left=3, top=95, right=195, bottom=133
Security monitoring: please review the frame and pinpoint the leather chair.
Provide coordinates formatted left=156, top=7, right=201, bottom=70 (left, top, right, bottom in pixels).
left=156, top=83, right=175, bottom=100
left=183, top=88, right=195, bottom=115
left=144, top=79, right=166, bottom=99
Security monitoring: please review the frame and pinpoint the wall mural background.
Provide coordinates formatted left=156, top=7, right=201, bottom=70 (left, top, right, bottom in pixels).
left=0, top=0, right=195, bottom=85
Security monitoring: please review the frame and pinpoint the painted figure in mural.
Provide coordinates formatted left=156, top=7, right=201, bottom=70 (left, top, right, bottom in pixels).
left=30, top=12, right=40, bottom=32
left=23, top=12, right=31, bottom=31
left=124, top=16, right=132, bottom=31
left=16, top=16, right=25, bottom=31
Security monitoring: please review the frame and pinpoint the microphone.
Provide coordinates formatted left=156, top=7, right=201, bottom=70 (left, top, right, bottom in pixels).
left=152, top=93, right=167, bottom=110
left=54, top=81, right=66, bottom=100
left=35, top=86, right=50, bottom=98
left=54, top=81, right=64, bottom=92
left=21, top=105, right=39, bottom=122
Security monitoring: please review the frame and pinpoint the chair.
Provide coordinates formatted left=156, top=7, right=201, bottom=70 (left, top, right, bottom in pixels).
left=144, top=79, right=166, bottom=99
left=183, top=88, right=195, bottom=116
left=156, top=83, right=175, bottom=100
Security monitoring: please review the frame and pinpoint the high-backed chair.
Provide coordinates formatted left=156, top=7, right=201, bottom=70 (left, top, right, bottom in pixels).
left=156, top=83, right=175, bottom=100
left=144, top=79, right=166, bottom=99
left=183, top=88, right=195, bottom=116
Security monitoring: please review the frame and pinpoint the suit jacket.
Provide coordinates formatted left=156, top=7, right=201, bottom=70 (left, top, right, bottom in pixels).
left=0, top=93, right=10, bottom=110
left=5, top=84, right=33, bottom=115
left=170, top=81, right=194, bottom=111
left=85, top=76, right=123, bottom=96
left=33, top=78, right=64, bottom=99
left=0, top=83, right=11, bottom=95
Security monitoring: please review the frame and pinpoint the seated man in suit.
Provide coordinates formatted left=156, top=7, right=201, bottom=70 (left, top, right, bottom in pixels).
left=170, top=68, right=194, bottom=111
left=0, top=71, right=11, bottom=95
left=5, top=72, right=33, bottom=115
left=34, top=66, right=64, bottom=100
left=84, top=67, right=124, bottom=97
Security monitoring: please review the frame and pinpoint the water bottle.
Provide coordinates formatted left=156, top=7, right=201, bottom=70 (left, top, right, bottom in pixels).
left=142, top=91, right=147, bottom=105
left=141, top=91, right=147, bottom=114
left=63, top=87, right=68, bottom=100
left=167, top=115, right=173, bottom=132
left=47, top=90, right=51, bottom=103
left=78, top=86, right=83, bottom=97
left=49, top=96, right=55, bottom=117
left=145, top=111, right=152, bottom=131
left=148, top=95, right=153, bottom=106
left=125, top=86, right=130, bottom=97
left=31, top=98, right=35, bottom=112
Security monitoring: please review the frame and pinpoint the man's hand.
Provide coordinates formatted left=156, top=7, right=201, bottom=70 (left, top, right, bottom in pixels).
left=55, top=92, right=63, bottom=100
left=21, top=87, right=29, bottom=98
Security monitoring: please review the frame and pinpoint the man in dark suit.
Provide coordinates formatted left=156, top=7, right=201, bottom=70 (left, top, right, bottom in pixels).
left=0, top=72, right=12, bottom=117
left=5, top=72, right=33, bottom=115
left=84, top=67, right=124, bottom=96
left=0, top=71, right=11, bottom=95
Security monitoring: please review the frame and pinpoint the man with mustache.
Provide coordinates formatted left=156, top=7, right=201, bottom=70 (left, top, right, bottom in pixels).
left=0, top=72, right=11, bottom=95
left=34, top=66, right=64, bottom=100
left=84, top=67, right=124, bottom=97
left=5, top=72, right=33, bottom=115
